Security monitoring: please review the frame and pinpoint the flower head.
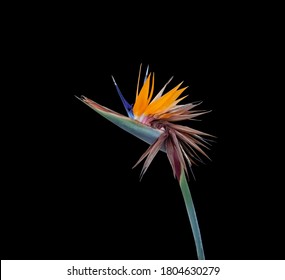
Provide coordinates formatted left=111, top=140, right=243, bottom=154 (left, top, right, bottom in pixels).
left=78, top=64, right=213, bottom=180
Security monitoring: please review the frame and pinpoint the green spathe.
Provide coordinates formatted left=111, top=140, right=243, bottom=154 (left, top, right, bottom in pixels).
left=77, top=96, right=165, bottom=150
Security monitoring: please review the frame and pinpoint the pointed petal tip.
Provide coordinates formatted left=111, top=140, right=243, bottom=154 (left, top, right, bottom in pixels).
left=192, top=100, right=203, bottom=106
left=75, top=95, right=86, bottom=102
left=111, top=75, right=116, bottom=84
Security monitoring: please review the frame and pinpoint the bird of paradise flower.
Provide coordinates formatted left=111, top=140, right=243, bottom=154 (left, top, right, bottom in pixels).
left=77, top=64, right=214, bottom=260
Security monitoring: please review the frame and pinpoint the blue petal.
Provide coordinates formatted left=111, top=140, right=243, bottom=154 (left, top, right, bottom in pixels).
left=111, top=76, right=134, bottom=118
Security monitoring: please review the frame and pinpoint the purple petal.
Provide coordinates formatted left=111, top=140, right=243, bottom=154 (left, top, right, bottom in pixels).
left=111, top=76, right=134, bottom=118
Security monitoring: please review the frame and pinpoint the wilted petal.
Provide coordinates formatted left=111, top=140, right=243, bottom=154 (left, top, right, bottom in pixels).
left=133, top=132, right=168, bottom=180
left=165, top=129, right=189, bottom=180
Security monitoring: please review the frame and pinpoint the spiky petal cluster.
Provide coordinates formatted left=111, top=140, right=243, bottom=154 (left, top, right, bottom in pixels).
left=120, top=64, right=213, bottom=180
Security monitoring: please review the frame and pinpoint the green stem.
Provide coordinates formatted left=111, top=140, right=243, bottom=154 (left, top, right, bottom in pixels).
left=179, top=170, right=205, bottom=260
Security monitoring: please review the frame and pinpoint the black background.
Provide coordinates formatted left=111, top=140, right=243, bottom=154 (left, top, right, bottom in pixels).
left=2, top=4, right=283, bottom=260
